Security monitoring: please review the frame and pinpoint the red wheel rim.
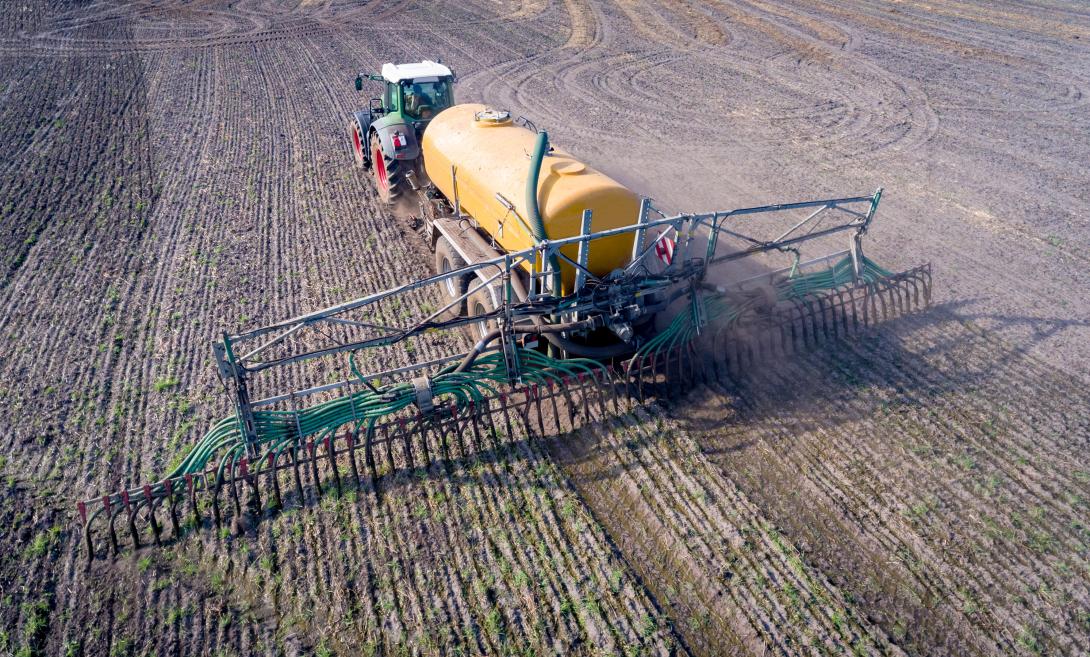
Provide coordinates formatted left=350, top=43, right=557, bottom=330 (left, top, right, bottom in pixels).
left=373, top=145, right=388, bottom=191
left=352, top=127, right=363, bottom=161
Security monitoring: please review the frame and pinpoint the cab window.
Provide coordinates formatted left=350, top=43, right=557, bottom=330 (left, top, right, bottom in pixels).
left=400, top=79, right=453, bottom=120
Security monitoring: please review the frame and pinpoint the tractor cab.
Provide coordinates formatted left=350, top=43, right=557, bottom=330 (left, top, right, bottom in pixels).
left=350, top=60, right=456, bottom=201
left=356, top=60, right=455, bottom=124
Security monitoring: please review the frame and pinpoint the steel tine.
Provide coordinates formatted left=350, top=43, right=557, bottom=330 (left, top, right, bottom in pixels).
left=514, top=386, right=535, bottom=440
left=242, top=458, right=261, bottom=516
left=555, top=378, right=572, bottom=432
left=609, top=365, right=625, bottom=415
left=481, top=398, right=504, bottom=450
left=471, top=400, right=494, bottom=452
left=83, top=519, right=95, bottom=570
left=776, top=314, right=792, bottom=358
left=372, top=425, right=385, bottom=502
left=430, top=410, right=449, bottom=465
left=414, top=415, right=432, bottom=467
left=841, top=286, right=855, bottom=335
left=456, top=401, right=477, bottom=454
left=906, top=273, right=921, bottom=310
left=290, top=444, right=304, bottom=505
left=811, top=294, right=826, bottom=345
left=229, top=467, right=244, bottom=536
left=594, top=368, right=611, bottom=417
left=186, top=474, right=199, bottom=528
left=576, top=374, right=592, bottom=425
left=638, top=356, right=651, bottom=404
left=144, top=486, right=162, bottom=547
left=558, top=377, right=577, bottom=429
left=846, top=287, right=860, bottom=334
left=651, top=351, right=662, bottom=399
left=326, top=436, right=342, bottom=496
left=165, top=479, right=181, bottom=537
left=447, top=406, right=463, bottom=463
left=467, top=401, right=488, bottom=455
left=121, top=491, right=140, bottom=549
left=544, top=379, right=562, bottom=434
left=497, top=392, right=515, bottom=444
left=893, top=276, right=906, bottom=314
left=103, top=497, right=120, bottom=556
left=595, top=367, right=612, bottom=418
left=806, top=296, right=821, bottom=348
left=789, top=301, right=805, bottom=353
left=529, top=383, right=544, bottom=438
left=346, top=431, right=362, bottom=490
left=307, top=441, right=323, bottom=499
left=827, top=290, right=842, bottom=341
left=451, top=402, right=468, bottom=459
left=107, top=505, right=121, bottom=556
left=211, top=475, right=223, bottom=529
left=267, top=452, right=283, bottom=511
left=394, top=419, right=411, bottom=472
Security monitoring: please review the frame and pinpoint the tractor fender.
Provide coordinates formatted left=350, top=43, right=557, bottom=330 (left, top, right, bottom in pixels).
left=350, top=110, right=373, bottom=166
left=371, top=116, right=421, bottom=161
left=350, top=109, right=372, bottom=135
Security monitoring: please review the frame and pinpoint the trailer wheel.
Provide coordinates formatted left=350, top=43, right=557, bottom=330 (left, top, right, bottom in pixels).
left=467, top=287, right=495, bottom=342
left=349, top=121, right=367, bottom=168
left=369, top=132, right=401, bottom=203
left=435, top=236, right=468, bottom=317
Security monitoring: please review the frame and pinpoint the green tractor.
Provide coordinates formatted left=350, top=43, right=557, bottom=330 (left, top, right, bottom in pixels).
left=348, top=60, right=455, bottom=203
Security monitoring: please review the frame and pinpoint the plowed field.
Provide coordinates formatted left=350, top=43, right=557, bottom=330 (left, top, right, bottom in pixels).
left=2, top=1, right=1088, bottom=656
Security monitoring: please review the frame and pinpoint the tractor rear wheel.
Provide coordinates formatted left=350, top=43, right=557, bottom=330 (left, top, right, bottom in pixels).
left=369, top=132, right=401, bottom=203
left=349, top=121, right=367, bottom=168
left=434, top=236, right=469, bottom=317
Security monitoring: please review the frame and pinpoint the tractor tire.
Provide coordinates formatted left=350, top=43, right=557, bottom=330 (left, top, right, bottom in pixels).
left=369, top=131, right=402, bottom=203
left=349, top=120, right=368, bottom=168
left=467, top=285, right=496, bottom=342
left=434, top=236, right=469, bottom=317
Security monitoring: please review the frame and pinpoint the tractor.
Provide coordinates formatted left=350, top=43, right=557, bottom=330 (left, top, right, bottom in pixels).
left=348, top=60, right=455, bottom=202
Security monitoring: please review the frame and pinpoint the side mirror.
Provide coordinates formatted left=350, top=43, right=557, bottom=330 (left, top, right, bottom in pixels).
left=354, top=75, right=363, bottom=92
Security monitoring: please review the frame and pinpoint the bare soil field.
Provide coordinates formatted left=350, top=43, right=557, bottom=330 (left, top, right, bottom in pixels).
left=1, top=1, right=1087, bottom=656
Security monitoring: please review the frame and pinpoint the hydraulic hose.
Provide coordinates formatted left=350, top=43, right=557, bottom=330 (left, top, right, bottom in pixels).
left=526, top=131, right=562, bottom=295
left=454, top=319, right=595, bottom=373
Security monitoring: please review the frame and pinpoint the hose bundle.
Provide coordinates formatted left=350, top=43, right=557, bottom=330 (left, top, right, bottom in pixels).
left=158, top=346, right=608, bottom=486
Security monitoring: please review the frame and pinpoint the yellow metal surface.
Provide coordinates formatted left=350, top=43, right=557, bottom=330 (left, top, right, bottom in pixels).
left=422, top=103, right=640, bottom=292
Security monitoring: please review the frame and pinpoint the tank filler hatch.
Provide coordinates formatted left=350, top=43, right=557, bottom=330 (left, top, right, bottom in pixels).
left=474, top=108, right=512, bottom=126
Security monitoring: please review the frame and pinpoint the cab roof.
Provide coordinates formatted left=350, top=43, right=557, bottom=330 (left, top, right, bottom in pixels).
left=381, top=61, right=453, bottom=83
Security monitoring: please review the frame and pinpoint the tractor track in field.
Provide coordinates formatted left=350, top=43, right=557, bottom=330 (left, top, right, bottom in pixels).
left=3, top=1, right=1090, bottom=655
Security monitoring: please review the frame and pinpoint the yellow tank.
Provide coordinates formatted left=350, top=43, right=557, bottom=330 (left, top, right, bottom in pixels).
left=422, top=103, right=640, bottom=293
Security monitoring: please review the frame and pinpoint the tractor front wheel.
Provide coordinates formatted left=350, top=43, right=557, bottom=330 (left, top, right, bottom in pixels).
left=369, top=132, right=401, bottom=203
